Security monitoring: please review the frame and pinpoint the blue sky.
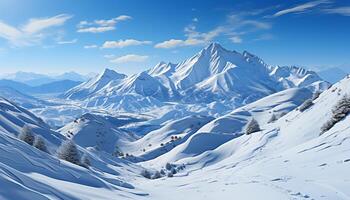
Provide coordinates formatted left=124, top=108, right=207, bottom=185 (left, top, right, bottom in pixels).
left=0, top=0, right=349, bottom=75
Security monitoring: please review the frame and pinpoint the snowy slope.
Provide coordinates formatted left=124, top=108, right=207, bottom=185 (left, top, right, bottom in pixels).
left=0, top=97, right=64, bottom=149
left=59, top=113, right=137, bottom=154
left=121, top=115, right=214, bottom=161
left=144, top=87, right=313, bottom=166
left=0, top=77, right=349, bottom=200
left=136, top=77, right=350, bottom=200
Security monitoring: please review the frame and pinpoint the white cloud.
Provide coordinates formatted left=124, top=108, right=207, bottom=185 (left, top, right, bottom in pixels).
left=273, top=0, right=331, bottom=17
left=0, top=14, right=72, bottom=46
left=57, top=38, right=77, bottom=44
left=77, top=15, right=132, bottom=33
left=155, top=38, right=203, bottom=49
left=155, top=12, right=271, bottom=48
left=110, top=54, right=149, bottom=64
left=104, top=54, right=115, bottom=59
left=77, top=26, right=115, bottom=33
left=323, top=7, right=350, bottom=16
left=22, top=14, right=72, bottom=34
left=192, top=18, right=199, bottom=22
left=84, top=44, right=98, bottom=49
left=102, top=39, right=152, bottom=49
left=230, top=36, right=242, bottom=43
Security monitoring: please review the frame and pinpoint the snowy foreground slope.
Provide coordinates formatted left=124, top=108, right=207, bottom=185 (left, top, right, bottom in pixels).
left=0, top=75, right=350, bottom=199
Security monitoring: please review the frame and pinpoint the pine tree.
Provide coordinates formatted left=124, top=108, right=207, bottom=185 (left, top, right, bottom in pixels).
left=57, top=140, right=81, bottom=165
left=18, top=125, right=35, bottom=145
left=141, top=169, right=151, bottom=179
left=152, top=171, right=161, bottom=179
left=246, top=118, right=260, bottom=135
left=321, top=95, right=350, bottom=134
left=268, top=113, right=277, bottom=123
left=33, top=135, right=48, bottom=153
left=80, top=153, right=91, bottom=168
left=299, top=99, right=314, bottom=112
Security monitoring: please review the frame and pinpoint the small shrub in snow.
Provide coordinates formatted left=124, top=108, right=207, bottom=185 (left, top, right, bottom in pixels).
left=33, top=135, right=48, bottom=153
left=167, top=172, right=173, bottom=177
left=80, top=154, right=91, bottom=168
left=321, top=95, right=350, bottom=134
left=165, top=163, right=172, bottom=170
left=57, top=140, right=81, bottom=165
left=18, top=125, right=35, bottom=145
left=245, top=118, right=260, bottom=135
left=152, top=171, right=161, bottom=179
left=299, top=99, right=314, bottom=112
left=141, top=169, right=151, bottom=179
left=279, top=112, right=287, bottom=118
left=268, top=114, right=277, bottom=123
left=171, top=168, right=177, bottom=175
left=312, top=91, right=321, bottom=100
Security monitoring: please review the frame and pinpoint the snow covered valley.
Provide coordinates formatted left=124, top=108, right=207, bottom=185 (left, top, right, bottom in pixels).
left=0, top=43, right=349, bottom=200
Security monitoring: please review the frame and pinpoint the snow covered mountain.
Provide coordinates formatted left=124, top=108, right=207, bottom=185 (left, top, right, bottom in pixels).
left=64, top=43, right=328, bottom=111
left=63, top=68, right=127, bottom=100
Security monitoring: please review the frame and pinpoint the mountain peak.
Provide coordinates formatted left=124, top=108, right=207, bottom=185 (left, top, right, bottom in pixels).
left=99, top=68, right=126, bottom=80
left=205, top=42, right=226, bottom=53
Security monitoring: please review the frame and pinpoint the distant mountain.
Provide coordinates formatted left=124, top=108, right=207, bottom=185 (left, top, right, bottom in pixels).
left=64, top=43, right=329, bottom=111
left=318, top=67, right=348, bottom=84
left=30, top=80, right=82, bottom=94
left=62, top=68, right=126, bottom=99
left=0, top=86, right=50, bottom=108
left=0, top=79, right=81, bottom=95
left=1, top=71, right=89, bottom=86
left=53, top=71, right=89, bottom=82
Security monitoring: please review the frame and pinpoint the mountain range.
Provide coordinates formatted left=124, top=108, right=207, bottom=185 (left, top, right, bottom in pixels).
left=64, top=43, right=329, bottom=111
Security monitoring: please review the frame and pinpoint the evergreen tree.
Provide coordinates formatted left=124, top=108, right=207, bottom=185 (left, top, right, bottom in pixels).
left=18, top=125, right=35, bottom=145
left=246, top=118, right=260, bottom=135
left=299, top=99, right=314, bottom=112
left=268, top=113, right=277, bottom=123
left=80, top=153, right=91, bottom=168
left=57, top=140, right=81, bottom=165
left=33, top=135, right=48, bottom=153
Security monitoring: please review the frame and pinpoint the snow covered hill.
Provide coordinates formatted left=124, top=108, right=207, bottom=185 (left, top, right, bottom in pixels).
left=0, top=97, right=64, bottom=149
left=136, top=76, right=350, bottom=200
left=59, top=113, right=137, bottom=154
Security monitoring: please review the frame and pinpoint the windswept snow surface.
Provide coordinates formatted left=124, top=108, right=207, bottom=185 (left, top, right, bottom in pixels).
left=2, top=43, right=349, bottom=200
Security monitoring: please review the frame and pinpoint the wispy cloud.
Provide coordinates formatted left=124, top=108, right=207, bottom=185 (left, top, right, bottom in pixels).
left=230, top=36, right=242, bottom=43
left=110, top=54, right=149, bottom=64
left=57, top=38, right=77, bottom=45
left=0, top=14, right=72, bottom=46
left=102, top=39, right=151, bottom=49
left=154, top=38, right=203, bottom=49
left=77, top=15, right=131, bottom=33
left=273, top=0, right=331, bottom=17
left=84, top=44, right=98, bottom=49
left=155, top=12, right=271, bottom=48
left=322, top=7, right=350, bottom=16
